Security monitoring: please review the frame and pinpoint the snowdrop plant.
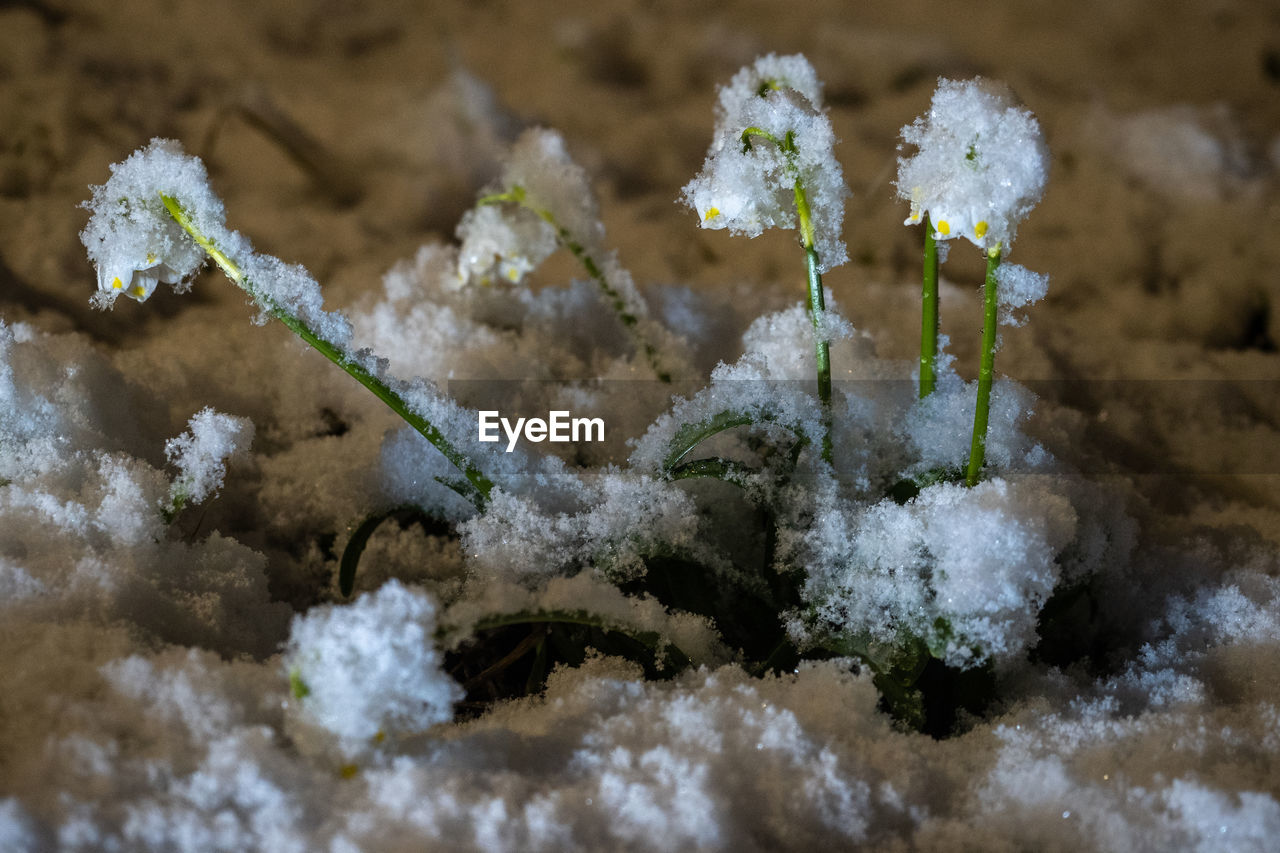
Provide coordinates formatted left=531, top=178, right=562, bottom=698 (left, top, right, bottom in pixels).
left=76, top=58, right=1077, bottom=737
left=81, top=140, right=495, bottom=509
left=682, top=54, right=850, bottom=462
left=896, top=78, right=1049, bottom=485
left=459, top=129, right=680, bottom=382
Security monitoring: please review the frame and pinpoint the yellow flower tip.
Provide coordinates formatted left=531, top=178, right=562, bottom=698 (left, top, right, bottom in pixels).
left=339, top=764, right=359, bottom=780
left=145, top=253, right=157, bottom=264
left=504, top=266, right=520, bottom=283
left=374, top=730, right=386, bottom=744
left=974, top=221, right=989, bottom=239
left=111, top=276, right=124, bottom=290
left=936, top=220, right=951, bottom=236
left=130, top=285, right=147, bottom=299
left=703, top=206, right=721, bottom=221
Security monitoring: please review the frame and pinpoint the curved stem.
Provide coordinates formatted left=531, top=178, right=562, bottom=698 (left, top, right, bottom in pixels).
left=735, top=128, right=835, bottom=465
left=965, top=246, right=1002, bottom=486
left=662, top=409, right=759, bottom=472
left=668, top=456, right=758, bottom=488
left=479, top=191, right=672, bottom=382
left=919, top=216, right=939, bottom=399
left=159, top=194, right=494, bottom=509
left=740, top=126, right=794, bottom=155
left=447, top=609, right=693, bottom=671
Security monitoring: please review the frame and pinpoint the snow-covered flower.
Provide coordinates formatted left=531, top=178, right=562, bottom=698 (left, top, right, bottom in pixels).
left=896, top=78, right=1049, bottom=251
left=95, top=248, right=186, bottom=302
left=682, top=53, right=849, bottom=272
left=81, top=138, right=228, bottom=307
left=455, top=200, right=557, bottom=287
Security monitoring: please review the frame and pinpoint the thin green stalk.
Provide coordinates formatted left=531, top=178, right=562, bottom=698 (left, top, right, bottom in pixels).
left=965, top=245, right=1002, bottom=487
left=159, top=193, right=494, bottom=509
left=919, top=216, right=939, bottom=399
left=478, top=190, right=672, bottom=383
left=740, top=126, right=834, bottom=465
left=795, top=182, right=834, bottom=465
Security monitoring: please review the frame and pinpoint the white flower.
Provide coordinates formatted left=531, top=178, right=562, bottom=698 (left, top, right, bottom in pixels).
left=95, top=247, right=186, bottom=302
left=896, top=78, right=1049, bottom=252
left=682, top=53, right=849, bottom=272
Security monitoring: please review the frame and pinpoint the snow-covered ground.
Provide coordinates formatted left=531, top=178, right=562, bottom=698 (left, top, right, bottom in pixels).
left=2, top=1, right=1279, bottom=849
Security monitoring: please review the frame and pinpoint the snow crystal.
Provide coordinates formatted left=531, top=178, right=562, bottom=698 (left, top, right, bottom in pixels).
left=283, top=580, right=462, bottom=757
left=459, top=472, right=705, bottom=583
left=792, top=477, right=1077, bottom=667
left=496, top=128, right=604, bottom=255
left=897, top=78, right=1048, bottom=252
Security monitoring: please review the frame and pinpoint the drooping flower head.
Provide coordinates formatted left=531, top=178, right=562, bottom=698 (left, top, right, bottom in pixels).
left=80, top=138, right=228, bottom=306
left=455, top=198, right=558, bottom=288
left=896, top=78, right=1049, bottom=252
left=456, top=129, right=599, bottom=288
left=682, top=53, right=849, bottom=272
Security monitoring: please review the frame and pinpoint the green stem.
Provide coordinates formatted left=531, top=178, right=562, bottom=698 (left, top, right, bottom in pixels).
left=919, top=216, right=939, bottom=399
left=795, top=182, right=834, bottom=465
left=478, top=190, right=671, bottom=382
left=159, top=193, right=494, bottom=509
left=740, top=126, right=834, bottom=464
left=965, top=246, right=1002, bottom=487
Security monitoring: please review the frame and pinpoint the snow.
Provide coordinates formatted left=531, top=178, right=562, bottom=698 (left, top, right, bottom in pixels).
left=165, top=407, right=253, bottom=511
left=283, top=580, right=461, bottom=758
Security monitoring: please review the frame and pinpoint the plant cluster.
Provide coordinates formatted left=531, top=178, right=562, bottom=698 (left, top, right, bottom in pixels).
left=78, top=54, right=1079, bottom=749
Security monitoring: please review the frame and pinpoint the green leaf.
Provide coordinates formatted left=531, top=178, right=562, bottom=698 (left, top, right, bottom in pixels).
left=663, top=409, right=758, bottom=471
left=338, top=505, right=444, bottom=597
left=667, top=456, right=758, bottom=487
left=288, top=668, right=311, bottom=700
left=448, top=608, right=694, bottom=673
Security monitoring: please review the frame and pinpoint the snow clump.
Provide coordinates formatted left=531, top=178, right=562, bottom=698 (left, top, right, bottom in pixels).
left=282, top=580, right=462, bottom=757
left=165, top=407, right=254, bottom=510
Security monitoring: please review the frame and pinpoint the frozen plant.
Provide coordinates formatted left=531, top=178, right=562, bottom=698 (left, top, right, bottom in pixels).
left=683, top=53, right=851, bottom=461
left=896, top=78, right=1049, bottom=484
left=76, top=55, right=1081, bottom=736
left=163, top=407, right=253, bottom=521
left=80, top=139, right=496, bottom=510
left=460, top=128, right=684, bottom=382
left=283, top=580, right=462, bottom=760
